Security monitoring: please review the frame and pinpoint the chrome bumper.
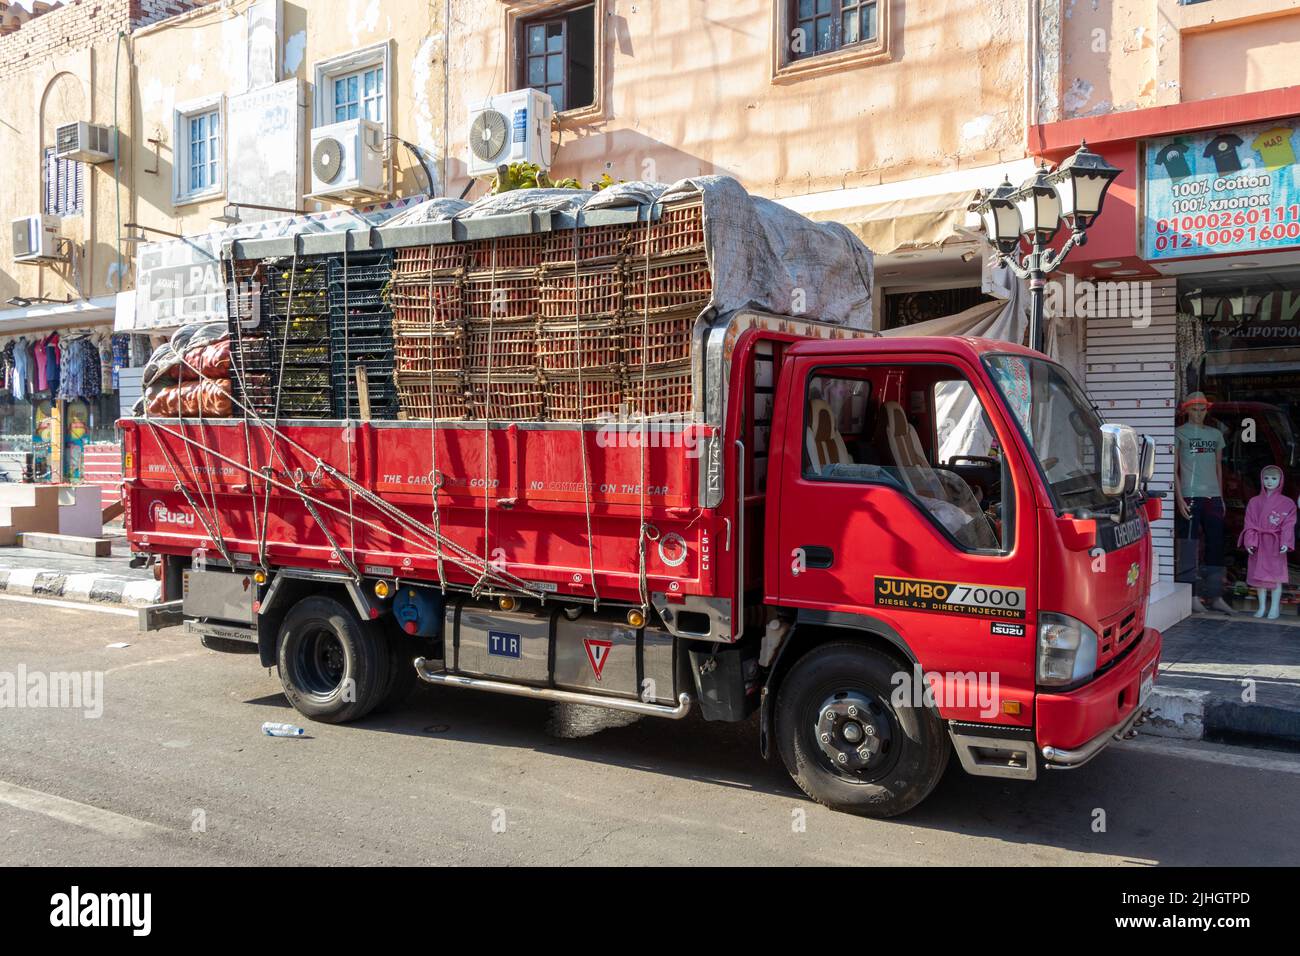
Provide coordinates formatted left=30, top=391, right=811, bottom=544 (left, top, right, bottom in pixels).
left=1041, top=705, right=1152, bottom=770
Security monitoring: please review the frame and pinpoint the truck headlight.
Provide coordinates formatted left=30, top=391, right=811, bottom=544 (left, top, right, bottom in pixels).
left=1037, top=612, right=1099, bottom=686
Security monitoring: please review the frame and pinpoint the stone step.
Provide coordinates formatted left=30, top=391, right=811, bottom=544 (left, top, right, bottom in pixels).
left=16, top=532, right=113, bottom=558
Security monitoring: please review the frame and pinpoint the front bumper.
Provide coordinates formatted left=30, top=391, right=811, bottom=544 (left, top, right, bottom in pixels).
left=1036, top=626, right=1162, bottom=767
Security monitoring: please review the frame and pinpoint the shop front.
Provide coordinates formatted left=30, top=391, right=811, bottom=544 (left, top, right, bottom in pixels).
left=0, top=297, right=135, bottom=502
left=1032, top=88, right=1300, bottom=627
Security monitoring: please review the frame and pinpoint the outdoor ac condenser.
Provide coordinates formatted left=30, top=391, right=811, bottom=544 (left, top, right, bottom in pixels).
left=466, top=88, right=554, bottom=178
left=54, top=121, right=115, bottom=164
left=11, top=215, right=62, bottom=263
left=308, top=118, right=386, bottom=199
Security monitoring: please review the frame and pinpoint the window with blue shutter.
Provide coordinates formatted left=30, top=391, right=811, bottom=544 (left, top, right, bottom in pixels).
left=43, top=147, right=84, bottom=217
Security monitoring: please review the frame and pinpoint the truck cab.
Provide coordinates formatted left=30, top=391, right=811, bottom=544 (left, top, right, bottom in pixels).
left=747, top=332, right=1162, bottom=815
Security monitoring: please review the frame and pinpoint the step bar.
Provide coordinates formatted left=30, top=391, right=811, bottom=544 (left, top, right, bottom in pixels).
left=413, top=658, right=693, bottom=719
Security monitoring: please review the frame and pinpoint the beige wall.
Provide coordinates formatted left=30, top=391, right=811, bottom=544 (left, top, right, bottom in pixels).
left=1059, top=0, right=1300, bottom=119
left=0, top=11, right=132, bottom=307
left=129, top=0, right=446, bottom=239
left=445, top=0, right=1030, bottom=202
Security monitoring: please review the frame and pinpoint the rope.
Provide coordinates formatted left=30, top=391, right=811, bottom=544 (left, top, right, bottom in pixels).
left=426, top=243, right=446, bottom=591
left=573, top=224, right=599, bottom=608
left=342, top=241, right=358, bottom=576
left=636, top=214, right=652, bottom=614
left=227, top=257, right=265, bottom=572
left=476, top=239, right=495, bottom=595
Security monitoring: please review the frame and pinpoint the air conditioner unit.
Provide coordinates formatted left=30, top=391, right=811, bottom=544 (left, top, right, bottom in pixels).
left=308, top=118, right=386, bottom=199
left=54, top=121, right=115, bottom=164
left=11, top=215, right=62, bottom=263
left=466, top=88, right=554, bottom=178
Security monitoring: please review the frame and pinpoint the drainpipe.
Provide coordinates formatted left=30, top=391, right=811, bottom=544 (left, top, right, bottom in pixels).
left=1026, top=0, right=1040, bottom=146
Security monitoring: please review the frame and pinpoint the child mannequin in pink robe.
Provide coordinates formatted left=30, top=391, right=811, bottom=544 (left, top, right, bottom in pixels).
left=1238, top=465, right=1296, bottom=619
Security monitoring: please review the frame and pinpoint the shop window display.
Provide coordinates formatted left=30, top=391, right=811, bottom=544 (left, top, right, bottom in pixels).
left=1177, top=267, right=1300, bottom=616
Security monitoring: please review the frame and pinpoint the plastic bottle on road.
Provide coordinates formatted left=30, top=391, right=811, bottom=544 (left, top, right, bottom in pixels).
left=262, top=722, right=306, bottom=737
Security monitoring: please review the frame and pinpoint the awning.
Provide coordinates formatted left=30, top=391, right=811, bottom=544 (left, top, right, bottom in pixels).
left=0, top=295, right=116, bottom=335
left=803, top=190, right=979, bottom=255
left=777, top=158, right=1039, bottom=257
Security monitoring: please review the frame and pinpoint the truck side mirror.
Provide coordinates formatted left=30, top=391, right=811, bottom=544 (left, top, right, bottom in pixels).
left=1100, top=423, right=1140, bottom=497
left=1139, top=435, right=1156, bottom=487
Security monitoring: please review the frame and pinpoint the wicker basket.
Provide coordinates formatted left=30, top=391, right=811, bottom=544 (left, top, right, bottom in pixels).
left=620, top=310, right=696, bottom=368
left=394, top=329, right=465, bottom=375
left=626, top=199, right=705, bottom=260
left=539, top=265, right=622, bottom=320
left=541, top=223, right=630, bottom=266
left=466, top=235, right=543, bottom=272
left=623, top=362, right=694, bottom=417
left=465, top=374, right=544, bottom=421
left=396, top=374, right=468, bottom=420
left=543, top=372, right=624, bottom=421
left=390, top=279, right=464, bottom=330
left=462, top=271, right=539, bottom=321
left=622, top=256, right=712, bottom=316
left=395, top=244, right=467, bottom=277
left=465, top=317, right=538, bottom=374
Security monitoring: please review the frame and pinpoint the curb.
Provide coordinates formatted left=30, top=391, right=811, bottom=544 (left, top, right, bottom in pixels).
left=1142, top=685, right=1300, bottom=746
left=0, top=567, right=160, bottom=608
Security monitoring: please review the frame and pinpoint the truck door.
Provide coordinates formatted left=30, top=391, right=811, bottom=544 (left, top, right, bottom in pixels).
left=771, top=353, right=1038, bottom=706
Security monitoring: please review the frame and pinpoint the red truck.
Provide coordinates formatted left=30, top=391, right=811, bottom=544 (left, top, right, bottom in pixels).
left=123, top=304, right=1163, bottom=817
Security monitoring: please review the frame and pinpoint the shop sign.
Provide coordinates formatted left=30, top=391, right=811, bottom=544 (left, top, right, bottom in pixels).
left=1142, top=119, right=1300, bottom=261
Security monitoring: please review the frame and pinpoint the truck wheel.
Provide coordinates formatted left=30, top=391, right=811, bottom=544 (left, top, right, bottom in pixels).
left=776, top=642, right=949, bottom=818
left=277, top=596, right=391, bottom=724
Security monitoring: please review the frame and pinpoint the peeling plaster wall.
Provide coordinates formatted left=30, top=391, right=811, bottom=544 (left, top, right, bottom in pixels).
left=129, top=0, right=445, bottom=239
left=1060, top=0, right=1300, bottom=120
left=446, top=0, right=1029, bottom=200
left=0, top=0, right=208, bottom=309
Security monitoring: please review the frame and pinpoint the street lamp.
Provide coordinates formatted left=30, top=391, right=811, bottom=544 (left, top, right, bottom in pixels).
left=973, top=141, right=1121, bottom=352
left=1228, top=289, right=1263, bottom=321
left=1183, top=288, right=1222, bottom=320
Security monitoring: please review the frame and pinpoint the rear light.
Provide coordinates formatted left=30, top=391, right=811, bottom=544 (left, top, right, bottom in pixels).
left=1037, top=612, right=1099, bottom=686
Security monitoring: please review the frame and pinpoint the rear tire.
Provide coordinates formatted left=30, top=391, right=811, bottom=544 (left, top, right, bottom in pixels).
left=377, top=630, right=419, bottom=711
left=277, top=595, right=390, bottom=724
left=776, top=642, right=948, bottom=818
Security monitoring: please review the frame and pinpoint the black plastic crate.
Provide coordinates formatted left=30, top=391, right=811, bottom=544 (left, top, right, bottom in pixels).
left=328, top=253, right=393, bottom=286
left=329, top=311, right=393, bottom=337
left=330, top=333, right=393, bottom=354
left=265, top=263, right=329, bottom=292
left=328, top=288, right=387, bottom=310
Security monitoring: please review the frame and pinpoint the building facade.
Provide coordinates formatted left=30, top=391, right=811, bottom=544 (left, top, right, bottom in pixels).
left=0, top=0, right=207, bottom=487
left=1035, top=0, right=1300, bottom=625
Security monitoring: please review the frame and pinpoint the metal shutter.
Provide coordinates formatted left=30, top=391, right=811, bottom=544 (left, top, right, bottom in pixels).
left=1085, top=277, right=1178, bottom=583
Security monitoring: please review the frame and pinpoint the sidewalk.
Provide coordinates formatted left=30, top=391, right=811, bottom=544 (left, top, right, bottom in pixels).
left=1147, top=613, right=1300, bottom=746
left=0, top=540, right=160, bottom=608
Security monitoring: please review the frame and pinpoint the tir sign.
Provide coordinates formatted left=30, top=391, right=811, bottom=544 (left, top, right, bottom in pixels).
left=488, top=631, right=522, bottom=659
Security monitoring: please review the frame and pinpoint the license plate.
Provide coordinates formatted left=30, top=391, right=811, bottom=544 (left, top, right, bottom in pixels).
left=1139, top=664, right=1156, bottom=706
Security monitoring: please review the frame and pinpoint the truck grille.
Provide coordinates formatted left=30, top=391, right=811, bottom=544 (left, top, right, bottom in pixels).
left=1098, top=607, right=1141, bottom=666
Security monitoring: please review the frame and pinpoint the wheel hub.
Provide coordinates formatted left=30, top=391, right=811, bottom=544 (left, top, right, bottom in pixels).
left=814, top=691, right=888, bottom=773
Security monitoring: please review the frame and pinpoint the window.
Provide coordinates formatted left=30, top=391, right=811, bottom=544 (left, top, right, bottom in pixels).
left=188, top=110, right=221, bottom=193
left=789, top=0, right=879, bottom=60
left=802, top=365, right=1009, bottom=552
left=518, top=4, right=595, bottom=113
left=173, top=96, right=224, bottom=204
left=43, top=147, right=83, bottom=217
left=315, top=43, right=391, bottom=129
left=332, top=65, right=385, bottom=123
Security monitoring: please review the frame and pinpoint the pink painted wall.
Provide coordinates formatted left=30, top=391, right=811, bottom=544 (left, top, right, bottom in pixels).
left=447, top=0, right=1029, bottom=201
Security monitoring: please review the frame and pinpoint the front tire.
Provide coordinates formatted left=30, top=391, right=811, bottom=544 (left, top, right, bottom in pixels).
left=776, top=642, right=948, bottom=817
left=277, top=595, right=390, bottom=723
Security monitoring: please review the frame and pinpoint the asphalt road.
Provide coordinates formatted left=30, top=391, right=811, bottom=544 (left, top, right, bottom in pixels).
left=1, top=593, right=1298, bottom=867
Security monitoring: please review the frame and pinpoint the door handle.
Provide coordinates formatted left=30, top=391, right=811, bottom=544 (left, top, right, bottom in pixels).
left=800, top=545, right=835, bottom=569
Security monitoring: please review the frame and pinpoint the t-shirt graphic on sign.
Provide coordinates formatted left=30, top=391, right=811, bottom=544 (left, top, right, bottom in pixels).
left=1155, top=140, right=1193, bottom=180
left=1204, top=134, right=1245, bottom=175
left=1251, top=126, right=1297, bottom=171
left=1175, top=421, right=1225, bottom=499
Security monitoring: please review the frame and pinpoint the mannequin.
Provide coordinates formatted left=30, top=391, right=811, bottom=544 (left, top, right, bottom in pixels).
left=1175, top=392, right=1232, bottom=613
left=1238, top=465, right=1295, bottom=619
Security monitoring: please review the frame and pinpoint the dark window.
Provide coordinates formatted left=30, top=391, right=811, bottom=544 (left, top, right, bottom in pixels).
left=802, top=365, right=1009, bottom=552
left=519, top=4, right=595, bottom=112
left=789, top=0, right=879, bottom=60
left=43, top=147, right=83, bottom=217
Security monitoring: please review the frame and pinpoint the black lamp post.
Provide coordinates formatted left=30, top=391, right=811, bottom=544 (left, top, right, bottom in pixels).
left=973, top=142, right=1121, bottom=352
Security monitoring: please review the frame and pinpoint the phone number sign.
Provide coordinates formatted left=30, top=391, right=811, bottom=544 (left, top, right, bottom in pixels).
left=1142, top=119, right=1300, bottom=261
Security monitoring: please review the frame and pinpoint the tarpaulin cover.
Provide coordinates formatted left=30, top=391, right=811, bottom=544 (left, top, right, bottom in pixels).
left=459, top=175, right=875, bottom=329
left=384, top=197, right=472, bottom=226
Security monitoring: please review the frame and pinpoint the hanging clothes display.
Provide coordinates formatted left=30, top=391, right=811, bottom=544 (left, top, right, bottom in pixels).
left=12, top=340, right=28, bottom=402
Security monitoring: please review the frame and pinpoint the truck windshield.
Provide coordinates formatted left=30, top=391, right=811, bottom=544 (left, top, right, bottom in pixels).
left=984, top=354, right=1112, bottom=514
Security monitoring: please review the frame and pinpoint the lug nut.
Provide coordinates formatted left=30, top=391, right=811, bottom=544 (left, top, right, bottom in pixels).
left=836, top=753, right=847, bottom=764
left=864, top=725, right=875, bottom=736
left=820, top=733, right=830, bottom=743
left=847, top=705, right=858, bottom=717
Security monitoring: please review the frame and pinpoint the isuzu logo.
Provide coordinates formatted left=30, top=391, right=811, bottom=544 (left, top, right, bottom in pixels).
left=149, top=499, right=195, bottom=528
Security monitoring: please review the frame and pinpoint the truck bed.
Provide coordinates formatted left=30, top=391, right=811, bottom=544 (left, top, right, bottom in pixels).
left=120, top=417, right=724, bottom=607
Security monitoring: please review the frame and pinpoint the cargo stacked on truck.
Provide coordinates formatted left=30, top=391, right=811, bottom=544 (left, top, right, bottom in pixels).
left=122, top=175, right=1164, bottom=817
